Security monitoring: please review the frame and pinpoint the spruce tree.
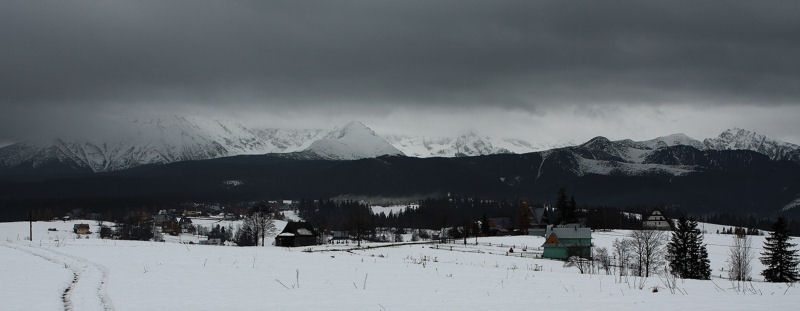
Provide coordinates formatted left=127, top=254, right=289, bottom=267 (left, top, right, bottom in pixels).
left=687, top=219, right=711, bottom=279
left=556, top=188, right=569, bottom=224
left=567, top=197, right=577, bottom=223
left=667, top=217, right=689, bottom=276
left=667, top=217, right=711, bottom=279
left=760, top=217, right=800, bottom=282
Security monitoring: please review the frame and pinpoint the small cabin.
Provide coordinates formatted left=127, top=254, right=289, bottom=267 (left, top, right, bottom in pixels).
left=162, top=220, right=180, bottom=235
left=643, top=210, right=671, bottom=230
left=527, top=207, right=550, bottom=236
left=488, top=217, right=512, bottom=235
left=275, top=222, right=318, bottom=247
left=542, top=225, right=592, bottom=259
left=73, top=224, right=91, bottom=234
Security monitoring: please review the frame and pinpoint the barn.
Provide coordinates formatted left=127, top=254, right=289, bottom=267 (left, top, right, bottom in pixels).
left=73, top=224, right=91, bottom=234
left=275, top=222, right=319, bottom=247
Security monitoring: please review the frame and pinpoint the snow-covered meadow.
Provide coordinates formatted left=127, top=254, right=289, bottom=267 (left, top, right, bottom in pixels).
left=1, top=220, right=799, bottom=310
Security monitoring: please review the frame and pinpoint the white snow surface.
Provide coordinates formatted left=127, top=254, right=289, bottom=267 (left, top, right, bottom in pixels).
left=577, top=158, right=697, bottom=176
left=304, top=121, right=404, bottom=160
left=637, top=133, right=705, bottom=150
left=385, top=132, right=573, bottom=157
left=2, top=220, right=799, bottom=310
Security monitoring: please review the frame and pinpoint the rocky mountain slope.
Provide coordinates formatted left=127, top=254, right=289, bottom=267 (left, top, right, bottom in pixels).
left=703, top=128, right=800, bottom=162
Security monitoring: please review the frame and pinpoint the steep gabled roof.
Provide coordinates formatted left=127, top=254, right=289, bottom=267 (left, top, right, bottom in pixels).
left=279, top=221, right=317, bottom=236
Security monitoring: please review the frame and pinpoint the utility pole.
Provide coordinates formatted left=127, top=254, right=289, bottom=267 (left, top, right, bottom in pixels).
left=29, top=210, right=33, bottom=241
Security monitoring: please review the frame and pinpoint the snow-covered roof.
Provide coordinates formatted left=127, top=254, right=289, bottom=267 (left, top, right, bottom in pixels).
left=546, top=226, right=591, bottom=240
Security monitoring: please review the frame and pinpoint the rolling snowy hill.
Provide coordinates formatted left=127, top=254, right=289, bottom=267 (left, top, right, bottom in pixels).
left=1, top=221, right=798, bottom=310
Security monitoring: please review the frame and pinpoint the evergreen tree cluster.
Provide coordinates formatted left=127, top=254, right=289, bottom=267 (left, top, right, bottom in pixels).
left=717, top=227, right=761, bottom=236
left=235, top=219, right=259, bottom=246
left=760, top=217, right=800, bottom=282
left=555, top=188, right=577, bottom=224
left=207, top=224, right=233, bottom=242
left=667, top=217, right=711, bottom=279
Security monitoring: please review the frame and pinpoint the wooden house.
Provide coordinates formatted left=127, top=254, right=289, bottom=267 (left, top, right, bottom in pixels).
left=275, top=222, right=318, bottom=247
left=643, top=210, right=671, bottom=230
left=73, top=224, right=91, bottom=234
left=542, top=225, right=592, bottom=259
left=179, top=217, right=195, bottom=233
left=162, top=220, right=180, bottom=235
left=488, top=217, right=512, bottom=235
left=527, top=207, right=550, bottom=236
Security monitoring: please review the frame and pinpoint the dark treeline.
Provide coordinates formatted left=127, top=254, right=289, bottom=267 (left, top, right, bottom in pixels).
left=297, top=195, right=645, bottom=236
left=10, top=192, right=799, bottom=236
left=699, top=213, right=791, bottom=234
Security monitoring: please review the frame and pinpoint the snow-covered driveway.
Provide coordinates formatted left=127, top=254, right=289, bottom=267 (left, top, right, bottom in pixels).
left=1, top=242, right=114, bottom=311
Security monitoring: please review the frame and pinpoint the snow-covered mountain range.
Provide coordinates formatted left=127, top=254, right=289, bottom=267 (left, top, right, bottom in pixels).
left=0, top=116, right=797, bottom=173
left=0, top=116, right=326, bottom=172
left=558, top=130, right=800, bottom=176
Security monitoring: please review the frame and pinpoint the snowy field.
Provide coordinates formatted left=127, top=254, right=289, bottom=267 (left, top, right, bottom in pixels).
left=1, top=221, right=799, bottom=310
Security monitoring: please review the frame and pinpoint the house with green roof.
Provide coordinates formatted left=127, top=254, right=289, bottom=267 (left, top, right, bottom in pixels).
left=541, top=225, right=592, bottom=259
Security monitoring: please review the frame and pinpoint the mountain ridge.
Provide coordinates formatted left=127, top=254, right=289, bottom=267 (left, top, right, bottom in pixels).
left=1, top=117, right=798, bottom=174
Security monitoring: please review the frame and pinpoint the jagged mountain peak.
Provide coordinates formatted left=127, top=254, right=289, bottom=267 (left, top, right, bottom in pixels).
left=304, top=122, right=404, bottom=160
left=581, top=136, right=612, bottom=148
left=704, top=128, right=799, bottom=161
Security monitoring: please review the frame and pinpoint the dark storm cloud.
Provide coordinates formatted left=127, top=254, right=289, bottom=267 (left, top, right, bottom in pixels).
left=1, top=0, right=799, bottom=140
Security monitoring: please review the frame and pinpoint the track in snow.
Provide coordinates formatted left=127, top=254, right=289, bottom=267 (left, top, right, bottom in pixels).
left=0, top=242, right=114, bottom=311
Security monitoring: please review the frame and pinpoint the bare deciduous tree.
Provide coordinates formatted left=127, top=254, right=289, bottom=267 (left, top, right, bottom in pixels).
left=594, top=247, right=612, bottom=275
left=565, top=256, right=591, bottom=274
left=613, top=238, right=633, bottom=276
left=728, top=233, right=753, bottom=282
left=242, top=211, right=276, bottom=246
left=629, top=230, right=667, bottom=277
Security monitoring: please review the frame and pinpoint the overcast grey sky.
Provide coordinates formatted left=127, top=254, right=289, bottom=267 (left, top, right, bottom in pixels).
left=1, top=0, right=799, bottom=144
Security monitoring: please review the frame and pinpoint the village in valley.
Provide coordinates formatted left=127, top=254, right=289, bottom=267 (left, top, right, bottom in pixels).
left=3, top=190, right=798, bottom=310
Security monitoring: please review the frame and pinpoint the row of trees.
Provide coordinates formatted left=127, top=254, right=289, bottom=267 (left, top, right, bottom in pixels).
left=608, top=217, right=798, bottom=283
left=612, top=230, right=672, bottom=278
left=725, top=217, right=800, bottom=283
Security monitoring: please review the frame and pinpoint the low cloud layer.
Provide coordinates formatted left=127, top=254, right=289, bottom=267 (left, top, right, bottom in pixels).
left=1, top=0, right=798, bottom=143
